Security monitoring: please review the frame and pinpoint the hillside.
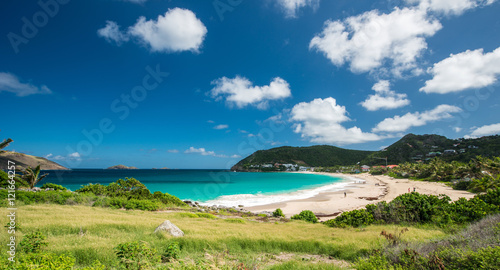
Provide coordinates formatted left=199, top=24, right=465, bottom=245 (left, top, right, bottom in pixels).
left=232, top=134, right=500, bottom=171
left=364, top=134, right=500, bottom=165
left=0, top=151, right=69, bottom=170
left=231, top=145, right=374, bottom=171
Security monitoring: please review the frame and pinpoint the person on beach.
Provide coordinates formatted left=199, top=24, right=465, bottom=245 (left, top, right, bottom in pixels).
left=408, top=187, right=410, bottom=193
left=344, top=192, right=346, bottom=198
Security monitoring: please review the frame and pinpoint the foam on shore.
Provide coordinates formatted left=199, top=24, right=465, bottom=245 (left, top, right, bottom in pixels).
left=200, top=176, right=361, bottom=207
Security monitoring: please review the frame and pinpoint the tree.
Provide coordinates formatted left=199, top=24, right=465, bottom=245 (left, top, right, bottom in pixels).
left=0, top=138, right=13, bottom=150
left=21, top=165, right=49, bottom=189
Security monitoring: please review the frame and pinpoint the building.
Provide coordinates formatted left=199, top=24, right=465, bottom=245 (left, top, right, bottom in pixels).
left=361, top=165, right=370, bottom=172
left=444, top=149, right=457, bottom=155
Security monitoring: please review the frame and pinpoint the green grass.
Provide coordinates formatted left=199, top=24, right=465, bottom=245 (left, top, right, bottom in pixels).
left=0, top=204, right=447, bottom=268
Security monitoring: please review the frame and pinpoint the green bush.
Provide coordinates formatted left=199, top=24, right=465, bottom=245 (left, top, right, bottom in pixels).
left=441, top=246, right=500, bottom=270
left=476, top=187, right=500, bottom=206
left=17, top=252, right=76, bottom=269
left=224, top=218, right=246, bottom=223
left=324, top=209, right=374, bottom=228
left=163, top=242, right=180, bottom=262
left=196, top=213, right=217, bottom=219
left=447, top=197, right=499, bottom=223
left=291, top=210, right=318, bottom=223
left=273, top=208, right=285, bottom=218
left=19, top=231, right=48, bottom=253
left=114, top=241, right=160, bottom=270
left=40, top=183, right=67, bottom=191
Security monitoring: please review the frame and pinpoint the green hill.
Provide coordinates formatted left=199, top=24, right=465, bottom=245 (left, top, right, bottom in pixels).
left=363, top=134, right=500, bottom=165
left=232, top=134, right=500, bottom=171
left=231, top=145, right=374, bottom=171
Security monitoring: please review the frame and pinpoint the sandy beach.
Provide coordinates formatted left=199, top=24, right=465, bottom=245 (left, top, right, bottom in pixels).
left=245, top=172, right=475, bottom=221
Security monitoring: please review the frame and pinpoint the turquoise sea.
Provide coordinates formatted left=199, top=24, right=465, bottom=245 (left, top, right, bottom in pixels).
left=39, top=169, right=351, bottom=207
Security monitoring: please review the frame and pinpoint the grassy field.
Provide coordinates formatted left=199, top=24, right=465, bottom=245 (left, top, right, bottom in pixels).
left=1, top=204, right=446, bottom=269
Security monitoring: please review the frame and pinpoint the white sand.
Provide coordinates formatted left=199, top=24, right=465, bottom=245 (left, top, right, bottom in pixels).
left=244, top=172, right=474, bottom=221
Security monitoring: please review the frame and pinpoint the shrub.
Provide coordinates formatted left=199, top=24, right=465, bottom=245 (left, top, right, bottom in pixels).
left=447, top=197, right=499, bottom=223
left=16, top=252, right=76, bottom=269
left=114, top=241, right=160, bottom=270
left=163, top=242, right=180, bottom=262
left=324, top=209, right=374, bottom=228
left=40, top=183, right=67, bottom=191
left=453, top=180, right=472, bottom=191
left=224, top=218, right=246, bottom=223
left=196, top=213, right=217, bottom=219
left=273, top=208, right=285, bottom=218
left=19, top=231, right=48, bottom=253
left=291, top=210, right=318, bottom=223
left=476, top=187, right=500, bottom=206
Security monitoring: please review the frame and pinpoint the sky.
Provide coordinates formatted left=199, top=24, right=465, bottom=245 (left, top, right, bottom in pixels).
left=1, top=0, right=500, bottom=169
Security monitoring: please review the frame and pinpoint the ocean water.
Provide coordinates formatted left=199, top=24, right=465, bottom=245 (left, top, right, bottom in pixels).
left=39, top=169, right=352, bottom=207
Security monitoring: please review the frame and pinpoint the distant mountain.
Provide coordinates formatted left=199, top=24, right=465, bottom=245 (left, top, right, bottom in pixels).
left=231, top=145, right=374, bottom=171
left=107, top=165, right=138, bottom=170
left=231, top=134, right=500, bottom=171
left=0, top=151, right=69, bottom=171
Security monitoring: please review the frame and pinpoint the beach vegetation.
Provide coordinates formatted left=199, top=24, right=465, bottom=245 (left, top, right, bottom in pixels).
left=324, top=188, right=500, bottom=229
left=19, top=231, right=48, bottom=253
left=0, top=204, right=447, bottom=268
left=291, top=210, right=318, bottom=223
left=40, top=182, right=67, bottom=191
left=114, top=241, right=160, bottom=269
left=324, top=209, right=374, bottom=228
left=272, top=208, right=285, bottom=218
left=20, top=165, right=48, bottom=189
left=0, top=169, right=28, bottom=189
left=163, top=242, right=181, bottom=262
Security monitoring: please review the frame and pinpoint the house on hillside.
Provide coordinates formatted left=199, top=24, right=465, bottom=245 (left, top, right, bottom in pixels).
left=386, top=165, right=399, bottom=169
left=444, top=149, right=457, bottom=155
left=361, top=165, right=370, bottom=172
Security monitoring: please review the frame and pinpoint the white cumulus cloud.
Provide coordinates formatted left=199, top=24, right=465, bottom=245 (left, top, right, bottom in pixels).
left=469, top=123, right=500, bottom=137
left=97, top=21, right=129, bottom=45
left=277, top=0, right=320, bottom=18
left=98, top=8, right=207, bottom=53
left=214, top=124, right=229, bottom=130
left=406, top=0, right=497, bottom=15
left=372, top=104, right=462, bottom=133
left=420, top=47, right=500, bottom=94
left=309, top=7, right=442, bottom=76
left=0, top=72, right=52, bottom=97
left=184, top=147, right=229, bottom=158
left=360, top=80, right=410, bottom=111
left=210, top=76, right=291, bottom=109
left=290, top=97, right=383, bottom=145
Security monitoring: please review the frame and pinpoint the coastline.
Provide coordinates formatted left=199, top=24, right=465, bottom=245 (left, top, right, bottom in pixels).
left=244, top=172, right=475, bottom=221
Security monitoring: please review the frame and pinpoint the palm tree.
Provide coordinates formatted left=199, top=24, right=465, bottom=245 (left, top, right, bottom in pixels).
left=0, top=138, right=13, bottom=150
left=21, top=165, right=49, bottom=189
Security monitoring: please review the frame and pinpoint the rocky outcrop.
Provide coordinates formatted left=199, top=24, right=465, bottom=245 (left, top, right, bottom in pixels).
left=106, top=165, right=138, bottom=170
left=0, top=151, right=69, bottom=170
left=154, top=220, right=184, bottom=237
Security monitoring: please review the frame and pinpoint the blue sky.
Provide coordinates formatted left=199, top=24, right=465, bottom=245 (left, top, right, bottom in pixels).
left=1, top=0, right=500, bottom=169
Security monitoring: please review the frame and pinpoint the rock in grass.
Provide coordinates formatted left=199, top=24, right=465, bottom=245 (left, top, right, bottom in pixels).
left=154, top=220, right=184, bottom=237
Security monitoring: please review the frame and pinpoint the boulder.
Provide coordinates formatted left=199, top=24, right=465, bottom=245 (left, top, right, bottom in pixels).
left=154, top=220, right=184, bottom=237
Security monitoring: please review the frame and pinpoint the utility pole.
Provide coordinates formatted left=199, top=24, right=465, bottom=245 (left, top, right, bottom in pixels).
left=374, top=157, right=388, bottom=166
